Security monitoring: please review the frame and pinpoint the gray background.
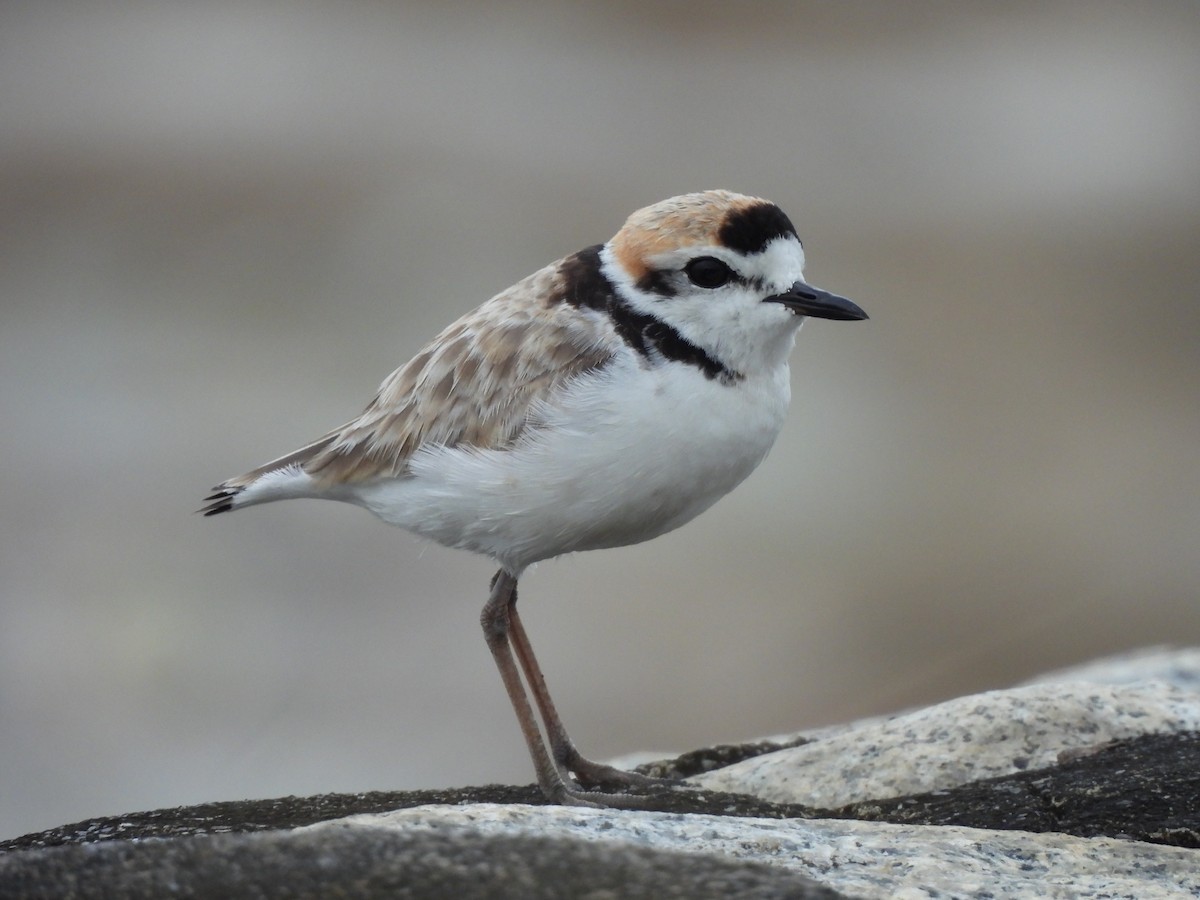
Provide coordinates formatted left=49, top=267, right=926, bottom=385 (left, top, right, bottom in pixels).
left=2, top=1, right=1197, bottom=840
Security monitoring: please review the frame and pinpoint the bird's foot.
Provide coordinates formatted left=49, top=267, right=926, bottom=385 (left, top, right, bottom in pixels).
left=566, top=756, right=679, bottom=792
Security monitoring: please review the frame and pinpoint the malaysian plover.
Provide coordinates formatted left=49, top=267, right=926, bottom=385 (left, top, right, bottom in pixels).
left=203, top=190, right=867, bottom=806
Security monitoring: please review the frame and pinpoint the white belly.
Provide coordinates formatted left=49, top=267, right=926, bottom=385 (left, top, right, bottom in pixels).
left=350, top=357, right=792, bottom=573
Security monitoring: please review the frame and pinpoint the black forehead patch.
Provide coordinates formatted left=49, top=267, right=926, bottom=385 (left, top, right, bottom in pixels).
left=718, top=203, right=798, bottom=255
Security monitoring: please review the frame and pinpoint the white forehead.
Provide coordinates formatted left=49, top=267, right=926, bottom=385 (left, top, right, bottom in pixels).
left=751, top=234, right=807, bottom=284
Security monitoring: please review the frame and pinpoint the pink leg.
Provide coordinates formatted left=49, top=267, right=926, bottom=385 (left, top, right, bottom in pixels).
left=480, top=570, right=671, bottom=806
left=507, top=601, right=668, bottom=790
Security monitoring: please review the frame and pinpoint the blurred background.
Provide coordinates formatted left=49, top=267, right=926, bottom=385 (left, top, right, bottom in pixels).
left=1, top=1, right=1197, bottom=841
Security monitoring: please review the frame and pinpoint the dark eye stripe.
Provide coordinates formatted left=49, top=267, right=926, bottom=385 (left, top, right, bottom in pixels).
left=637, top=264, right=766, bottom=299
left=635, top=269, right=676, bottom=297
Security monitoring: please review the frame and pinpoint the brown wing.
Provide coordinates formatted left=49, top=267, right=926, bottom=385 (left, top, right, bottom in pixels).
left=300, top=261, right=617, bottom=487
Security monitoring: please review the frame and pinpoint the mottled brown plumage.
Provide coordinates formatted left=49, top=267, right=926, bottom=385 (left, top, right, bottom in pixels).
left=210, top=260, right=619, bottom=499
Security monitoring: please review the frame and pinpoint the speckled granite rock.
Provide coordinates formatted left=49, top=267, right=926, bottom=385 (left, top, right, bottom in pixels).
left=0, top=825, right=842, bottom=900
left=311, top=805, right=1199, bottom=900
left=689, top=680, right=1200, bottom=807
left=835, top=730, right=1199, bottom=845
left=2, top=647, right=1197, bottom=899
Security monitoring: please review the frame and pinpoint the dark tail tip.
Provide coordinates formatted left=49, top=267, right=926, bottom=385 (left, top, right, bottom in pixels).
left=198, top=486, right=239, bottom=516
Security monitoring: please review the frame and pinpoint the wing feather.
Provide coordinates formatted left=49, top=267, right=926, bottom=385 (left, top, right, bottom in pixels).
left=302, top=260, right=617, bottom=487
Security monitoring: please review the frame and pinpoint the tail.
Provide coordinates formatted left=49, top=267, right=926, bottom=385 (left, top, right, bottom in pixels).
left=200, top=433, right=339, bottom=516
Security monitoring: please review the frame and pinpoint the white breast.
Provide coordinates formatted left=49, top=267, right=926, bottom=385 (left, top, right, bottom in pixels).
left=349, top=353, right=793, bottom=573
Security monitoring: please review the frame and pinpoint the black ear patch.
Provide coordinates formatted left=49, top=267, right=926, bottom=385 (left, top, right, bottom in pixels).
left=718, top=203, right=798, bottom=255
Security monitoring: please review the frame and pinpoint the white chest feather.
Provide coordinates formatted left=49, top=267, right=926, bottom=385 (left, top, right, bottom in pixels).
left=351, top=354, right=792, bottom=572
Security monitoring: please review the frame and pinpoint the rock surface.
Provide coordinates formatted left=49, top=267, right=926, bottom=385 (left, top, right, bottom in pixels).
left=0, top=826, right=843, bottom=900
left=2, top=647, right=1197, bottom=898
left=690, top=680, right=1200, bottom=807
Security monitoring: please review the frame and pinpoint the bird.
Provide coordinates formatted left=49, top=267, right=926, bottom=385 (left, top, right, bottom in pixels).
left=202, top=190, right=867, bottom=807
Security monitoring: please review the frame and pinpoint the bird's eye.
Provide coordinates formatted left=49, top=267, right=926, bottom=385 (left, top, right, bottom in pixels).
left=684, top=257, right=735, bottom=289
